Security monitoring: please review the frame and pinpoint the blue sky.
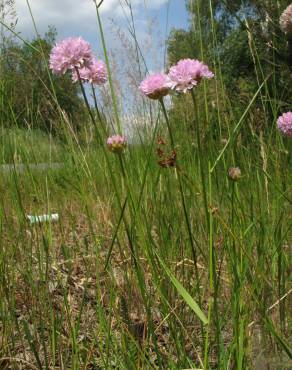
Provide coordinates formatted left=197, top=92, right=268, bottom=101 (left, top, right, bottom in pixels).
left=13, top=0, right=189, bottom=71
left=10, top=1, right=189, bottom=115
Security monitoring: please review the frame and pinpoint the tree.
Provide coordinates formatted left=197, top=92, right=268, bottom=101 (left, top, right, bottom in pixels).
left=0, top=26, right=86, bottom=134
left=167, top=0, right=292, bottom=124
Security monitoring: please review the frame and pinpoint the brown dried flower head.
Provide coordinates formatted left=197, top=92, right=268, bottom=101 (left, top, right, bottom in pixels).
left=156, top=137, right=177, bottom=168
left=157, top=137, right=166, bottom=146
left=280, top=4, right=292, bottom=34
left=158, top=150, right=177, bottom=168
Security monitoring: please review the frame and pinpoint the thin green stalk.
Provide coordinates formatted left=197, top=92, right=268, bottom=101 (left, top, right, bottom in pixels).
left=159, top=97, right=206, bottom=345
left=75, top=67, right=97, bottom=131
left=204, top=162, right=215, bottom=369
left=94, top=1, right=121, bottom=133
left=159, top=98, right=199, bottom=265
left=191, top=89, right=209, bottom=230
left=91, top=84, right=104, bottom=128
left=75, top=66, right=145, bottom=307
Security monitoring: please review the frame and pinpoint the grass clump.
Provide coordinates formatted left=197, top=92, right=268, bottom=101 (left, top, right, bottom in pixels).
left=0, top=0, right=291, bottom=369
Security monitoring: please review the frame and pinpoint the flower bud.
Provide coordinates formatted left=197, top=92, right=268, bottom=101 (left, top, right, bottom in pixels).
left=107, top=135, right=127, bottom=153
left=228, top=167, right=241, bottom=181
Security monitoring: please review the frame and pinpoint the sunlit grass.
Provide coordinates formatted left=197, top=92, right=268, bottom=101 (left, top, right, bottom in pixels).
left=0, top=0, right=291, bottom=369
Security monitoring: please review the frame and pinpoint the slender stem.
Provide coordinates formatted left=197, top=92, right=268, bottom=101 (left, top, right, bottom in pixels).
left=204, top=162, right=215, bottom=369
left=159, top=98, right=196, bottom=260
left=75, top=67, right=97, bottom=130
left=159, top=97, right=205, bottom=342
left=191, top=89, right=209, bottom=230
left=118, top=153, right=135, bottom=215
left=94, top=3, right=121, bottom=133
left=204, top=298, right=213, bottom=369
left=91, top=83, right=107, bottom=136
left=75, top=65, right=142, bottom=293
left=91, top=84, right=102, bottom=123
left=159, top=98, right=175, bottom=150
left=208, top=163, right=214, bottom=293
left=96, top=0, right=104, bottom=8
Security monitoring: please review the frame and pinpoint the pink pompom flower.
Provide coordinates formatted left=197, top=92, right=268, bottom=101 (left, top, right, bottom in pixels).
left=168, top=58, right=214, bottom=93
left=49, top=37, right=93, bottom=75
left=277, top=112, right=292, bottom=137
left=139, top=73, right=172, bottom=100
left=72, top=58, right=107, bottom=85
left=280, top=4, right=292, bottom=34
left=107, top=135, right=127, bottom=153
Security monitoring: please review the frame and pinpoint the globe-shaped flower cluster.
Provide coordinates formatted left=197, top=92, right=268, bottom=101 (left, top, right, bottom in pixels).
left=139, top=73, right=173, bottom=100
left=277, top=112, right=292, bottom=137
left=280, top=4, right=292, bottom=34
left=50, top=37, right=107, bottom=86
left=107, top=135, right=127, bottom=153
left=72, top=58, right=107, bottom=85
left=139, top=58, right=214, bottom=100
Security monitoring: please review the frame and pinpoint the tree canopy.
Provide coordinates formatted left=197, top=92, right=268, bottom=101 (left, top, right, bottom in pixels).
left=167, top=0, right=292, bottom=113
left=0, top=26, right=86, bottom=134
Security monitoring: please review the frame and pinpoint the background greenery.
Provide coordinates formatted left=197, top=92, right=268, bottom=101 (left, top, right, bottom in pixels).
left=0, top=0, right=291, bottom=369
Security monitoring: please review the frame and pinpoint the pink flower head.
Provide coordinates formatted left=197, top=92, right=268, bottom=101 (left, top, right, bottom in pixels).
left=72, top=58, right=107, bottom=85
left=277, top=112, right=292, bottom=137
left=168, top=58, right=214, bottom=93
left=139, top=73, right=172, bottom=100
left=107, top=135, right=127, bottom=153
left=49, top=37, right=93, bottom=75
left=280, top=4, right=292, bottom=34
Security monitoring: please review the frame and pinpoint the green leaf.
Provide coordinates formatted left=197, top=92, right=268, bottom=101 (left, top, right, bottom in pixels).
left=155, top=252, right=208, bottom=325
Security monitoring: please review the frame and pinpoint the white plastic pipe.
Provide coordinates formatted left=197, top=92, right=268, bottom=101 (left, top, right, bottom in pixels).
left=26, top=213, right=59, bottom=225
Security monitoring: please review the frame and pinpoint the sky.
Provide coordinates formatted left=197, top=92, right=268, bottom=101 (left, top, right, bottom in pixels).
left=11, top=0, right=189, bottom=71
left=6, top=0, right=189, bottom=118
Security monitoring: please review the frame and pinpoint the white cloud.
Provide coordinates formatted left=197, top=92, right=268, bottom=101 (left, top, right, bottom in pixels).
left=12, top=0, right=168, bottom=39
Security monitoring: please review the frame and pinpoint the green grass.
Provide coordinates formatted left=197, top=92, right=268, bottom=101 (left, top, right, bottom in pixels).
left=0, top=111, right=290, bottom=369
left=0, top=1, right=291, bottom=369
left=0, top=127, right=65, bottom=164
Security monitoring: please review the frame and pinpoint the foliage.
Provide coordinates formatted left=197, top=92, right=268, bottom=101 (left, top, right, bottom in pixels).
left=167, top=0, right=292, bottom=122
left=167, top=28, right=198, bottom=62
left=0, top=1, right=291, bottom=369
left=0, top=27, right=86, bottom=134
left=0, top=126, right=64, bottom=163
